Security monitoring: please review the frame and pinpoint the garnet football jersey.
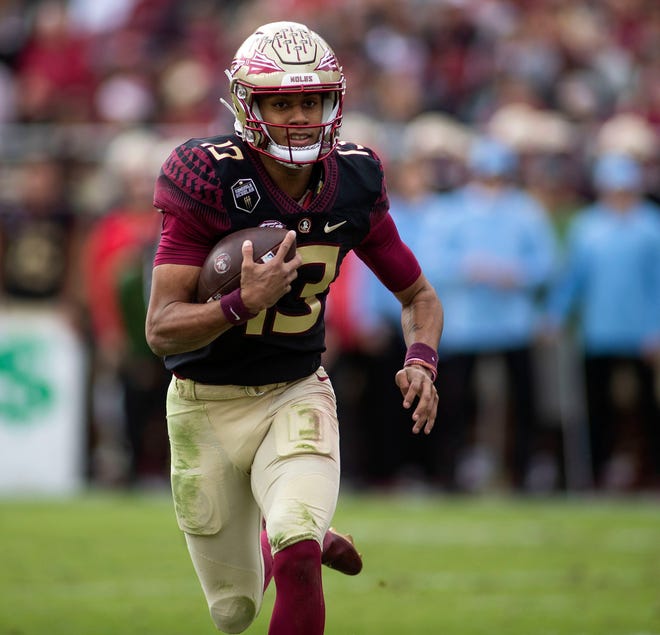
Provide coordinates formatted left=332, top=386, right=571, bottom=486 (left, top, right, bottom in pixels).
left=153, top=134, right=420, bottom=385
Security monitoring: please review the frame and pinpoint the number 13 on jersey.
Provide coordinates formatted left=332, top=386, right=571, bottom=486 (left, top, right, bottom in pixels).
left=245, top=244, right=341, bottom=336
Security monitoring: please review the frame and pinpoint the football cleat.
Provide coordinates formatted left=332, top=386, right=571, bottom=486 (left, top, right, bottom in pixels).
left=322, top=527, right=363, bottom=575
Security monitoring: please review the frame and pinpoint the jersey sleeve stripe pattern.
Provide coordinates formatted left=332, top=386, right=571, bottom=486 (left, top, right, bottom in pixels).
left=155, top=143, right=225, bottom=224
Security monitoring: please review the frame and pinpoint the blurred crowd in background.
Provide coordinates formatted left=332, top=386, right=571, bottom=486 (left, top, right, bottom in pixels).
left=0, top=0, right=659, bottom=495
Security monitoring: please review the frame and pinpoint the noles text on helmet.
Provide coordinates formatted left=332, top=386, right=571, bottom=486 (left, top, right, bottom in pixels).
left=222, top=21, right=346, bottom=166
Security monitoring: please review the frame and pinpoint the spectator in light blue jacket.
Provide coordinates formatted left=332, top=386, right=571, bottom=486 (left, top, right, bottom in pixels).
left=545, top=153, right=660, bottom=489
left=419, top=137, right=558, bottom=491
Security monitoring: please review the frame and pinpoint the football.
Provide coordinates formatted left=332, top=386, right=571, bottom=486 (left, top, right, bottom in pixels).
left=196, top=226, right=296, bottom=303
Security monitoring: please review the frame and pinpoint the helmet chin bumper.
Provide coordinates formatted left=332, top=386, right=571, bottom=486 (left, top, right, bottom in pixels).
left=244, top=119, right=339, bottom=165
left=267, top=140, right=326, bottom=166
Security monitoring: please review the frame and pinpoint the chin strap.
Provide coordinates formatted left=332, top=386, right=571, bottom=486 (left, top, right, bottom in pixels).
left=268, top=141, right=323, bottom=167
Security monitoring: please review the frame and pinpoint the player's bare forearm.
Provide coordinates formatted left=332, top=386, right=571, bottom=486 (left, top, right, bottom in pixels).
left=394, top=273, right=443, bottom=434
left=145, top=264, right=234, bottom=356
left=146, top=298, right=234, bottom=356
left=145, top=243, right=301, bottom=357
left=395, top=273, right=444, bottom=350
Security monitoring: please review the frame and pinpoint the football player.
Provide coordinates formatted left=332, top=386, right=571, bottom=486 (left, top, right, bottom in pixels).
left=145, top=21, right=443, bottom=635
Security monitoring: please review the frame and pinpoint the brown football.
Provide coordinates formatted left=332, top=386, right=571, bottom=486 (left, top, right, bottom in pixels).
left=196, top=226, right=296, bottom=303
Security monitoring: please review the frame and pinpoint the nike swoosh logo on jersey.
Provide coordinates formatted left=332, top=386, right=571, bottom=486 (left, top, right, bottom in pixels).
left=324, top=220, right=347, bottom=233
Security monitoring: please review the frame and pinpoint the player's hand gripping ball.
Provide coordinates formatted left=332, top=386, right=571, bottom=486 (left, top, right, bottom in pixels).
left=196, top=226, right=297, bottom=303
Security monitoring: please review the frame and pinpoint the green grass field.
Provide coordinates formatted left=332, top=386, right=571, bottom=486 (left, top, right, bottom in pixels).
left=1, top=491, right=658, bottom=635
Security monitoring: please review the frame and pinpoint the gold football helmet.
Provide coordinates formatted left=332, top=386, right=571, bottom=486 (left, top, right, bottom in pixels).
left=224, top=22, right=345, bottom=165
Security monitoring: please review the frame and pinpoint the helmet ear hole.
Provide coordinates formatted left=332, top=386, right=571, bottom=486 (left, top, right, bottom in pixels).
left=225, top=21, right=345, bottom=165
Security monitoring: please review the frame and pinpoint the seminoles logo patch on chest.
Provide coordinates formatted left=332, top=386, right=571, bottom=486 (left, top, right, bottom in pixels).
left=231, top=178, right=261, bottom=213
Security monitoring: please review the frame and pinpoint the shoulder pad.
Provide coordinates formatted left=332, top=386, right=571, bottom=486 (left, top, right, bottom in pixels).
left=157, top=140, right=223, bottom=211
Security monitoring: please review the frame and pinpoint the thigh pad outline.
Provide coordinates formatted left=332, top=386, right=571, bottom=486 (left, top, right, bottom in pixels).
left=273, top=380, right=338, bottom=459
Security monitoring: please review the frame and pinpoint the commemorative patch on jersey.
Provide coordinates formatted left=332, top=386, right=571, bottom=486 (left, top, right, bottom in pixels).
left=231, top=178, right=261, bottom=213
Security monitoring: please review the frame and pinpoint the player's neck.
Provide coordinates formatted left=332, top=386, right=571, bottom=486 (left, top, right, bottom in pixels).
left=260, top=156, right=315, bottom=201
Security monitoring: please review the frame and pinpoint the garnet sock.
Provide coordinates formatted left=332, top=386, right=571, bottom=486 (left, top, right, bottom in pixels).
left=261, top=529, right=274, bottom=591
left=268, top=539, right=324, bottom=635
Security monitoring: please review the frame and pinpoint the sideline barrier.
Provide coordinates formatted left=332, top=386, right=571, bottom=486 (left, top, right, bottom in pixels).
left=0, top=308, right=87, bottom=495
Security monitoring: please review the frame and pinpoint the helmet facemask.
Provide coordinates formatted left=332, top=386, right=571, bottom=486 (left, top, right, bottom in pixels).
left=223, top=22, right=345, bottom=166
